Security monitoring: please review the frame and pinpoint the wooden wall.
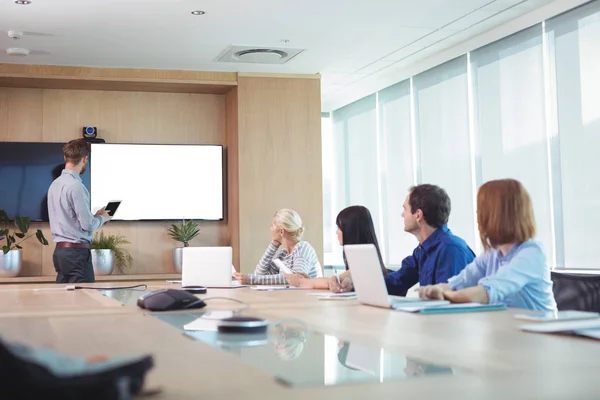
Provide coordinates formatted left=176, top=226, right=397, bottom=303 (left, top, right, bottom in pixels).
left=0, top=87, right=228, bottom=276
left=0, top=68, right=323, bottom=278
left=234, top=76, right=323, bottom=273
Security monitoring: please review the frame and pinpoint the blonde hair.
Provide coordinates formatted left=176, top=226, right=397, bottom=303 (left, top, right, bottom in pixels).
left=274, top=209, right=305, bottom=242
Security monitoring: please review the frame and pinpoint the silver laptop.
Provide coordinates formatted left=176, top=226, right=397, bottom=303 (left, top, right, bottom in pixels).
left=343, top=244, right=448, bottom=310
left=182, top=247, right=244, bottom=288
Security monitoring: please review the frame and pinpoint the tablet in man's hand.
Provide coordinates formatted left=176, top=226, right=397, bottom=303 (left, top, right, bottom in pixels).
left=105, top=201, right=122, bottom=217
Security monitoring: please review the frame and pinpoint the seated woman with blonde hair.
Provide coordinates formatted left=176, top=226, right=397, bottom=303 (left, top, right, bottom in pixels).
left=234, top=209, right=320, bottom=285
left=418, top=179, right=557, bottom=311
left=285, top=205, right=387, bottom=290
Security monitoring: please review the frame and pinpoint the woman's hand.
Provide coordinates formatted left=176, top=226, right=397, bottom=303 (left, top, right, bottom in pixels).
left=270, top=223, right=282, bottom=246
left=417, top=284, right=451, bottom=300
left=329, top=274, right=354, bottom=293
left=285, top=273, right=311, bottom=288
left=233, top=273, right=249, bottom=285
left=328, top=275, right=342, bottom=293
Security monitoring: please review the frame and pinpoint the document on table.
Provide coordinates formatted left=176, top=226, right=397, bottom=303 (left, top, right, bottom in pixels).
left=518, top=318, right=600, bottom=333
left=394, top=302, right=506, bottom=314
left=306, top=292, right=358, bottom=300
left=251, top=286, right=312, bottom=291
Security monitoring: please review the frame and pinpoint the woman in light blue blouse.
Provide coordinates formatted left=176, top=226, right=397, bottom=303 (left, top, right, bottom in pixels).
left=418, top=179, right=557, bottom=311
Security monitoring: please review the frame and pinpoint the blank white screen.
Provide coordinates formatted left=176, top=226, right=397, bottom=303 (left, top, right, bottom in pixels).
left=90, top=144, right=223, bottom=220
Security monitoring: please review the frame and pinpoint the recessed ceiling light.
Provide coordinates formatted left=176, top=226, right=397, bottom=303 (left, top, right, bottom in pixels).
left=191, top=10, right=205, bottom=15
left=15, top=0, right=32, bottom=4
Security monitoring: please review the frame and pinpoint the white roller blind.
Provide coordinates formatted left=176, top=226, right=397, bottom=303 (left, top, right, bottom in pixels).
left=331, top=95, right=379, bottom=264
left=547, top=1, right=600, bottom=268
left=470, top=24, right=554, bottom=262
left=378, top=81, right=417, bottom=266
left=413, top=56, right=476, bottom=250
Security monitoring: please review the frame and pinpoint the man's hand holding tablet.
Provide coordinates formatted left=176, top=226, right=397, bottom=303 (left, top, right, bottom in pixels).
left=104, top=201, right=122, bottom=217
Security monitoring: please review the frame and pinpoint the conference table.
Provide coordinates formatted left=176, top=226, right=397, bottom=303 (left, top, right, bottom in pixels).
left=1, top=280, right=600, bottom=399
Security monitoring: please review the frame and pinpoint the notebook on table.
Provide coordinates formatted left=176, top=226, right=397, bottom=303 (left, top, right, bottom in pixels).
left=518, top=317, right=600, bottom=340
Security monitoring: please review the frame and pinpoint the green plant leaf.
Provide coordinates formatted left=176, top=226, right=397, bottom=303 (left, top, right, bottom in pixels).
left=0, top=210, right=9, bottom=226
left=167, top=219, right=200, bottom=244
left=15, top=245, right=22, bottom=249
left=91, top=231, right=132, bottom=273
left=36, top=230, right=48, bottom=246
left=0, top=228, right=8, bottom=238
left=14, top=216, right=30, bottom=234
left=2, top=245, right=9, bottom=255
left=14, top=232, right=25, bottom=239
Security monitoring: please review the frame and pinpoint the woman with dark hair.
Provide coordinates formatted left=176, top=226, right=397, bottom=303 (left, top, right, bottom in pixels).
left=284, top=205, right=386, bottom=291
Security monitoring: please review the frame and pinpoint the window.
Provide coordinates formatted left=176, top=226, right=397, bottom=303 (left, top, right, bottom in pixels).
left=322, top=114, right=334, bottom=259
left=324, top=1, right=600, bottom=270
left=329, top=96, right=379, bottom=266
left=547, top=1, right=600, bottom=268
left=470, top=25, right=555, bottom=262
left=378, top=81, right=417, bottom=266
left=413, top=56, right=477, bottom=250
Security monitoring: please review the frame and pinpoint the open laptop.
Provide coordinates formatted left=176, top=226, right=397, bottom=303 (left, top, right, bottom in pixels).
left=182, top=247, right=245, bottom=288
left=343, top=244, right=448, bottom=310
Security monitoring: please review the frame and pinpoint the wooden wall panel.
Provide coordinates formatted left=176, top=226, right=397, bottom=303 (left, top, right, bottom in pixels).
left=1, top=88, right=228, bottom=276
left=236, top=77, right=323, bottom=273
left=0, top=88, right=43, bottom=142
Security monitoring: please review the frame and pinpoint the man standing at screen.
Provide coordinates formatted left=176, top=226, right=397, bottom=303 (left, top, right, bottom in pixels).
left=47, top=139, right=111, bottom=283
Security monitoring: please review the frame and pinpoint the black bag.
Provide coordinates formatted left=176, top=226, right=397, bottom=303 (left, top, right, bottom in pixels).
left=0, top=336, right=154, bottom=399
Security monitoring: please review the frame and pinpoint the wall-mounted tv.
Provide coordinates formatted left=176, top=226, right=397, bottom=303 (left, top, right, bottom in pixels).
left=90, top=144, right=223, bottom=221
left=0, top=142, right=91, bottom=222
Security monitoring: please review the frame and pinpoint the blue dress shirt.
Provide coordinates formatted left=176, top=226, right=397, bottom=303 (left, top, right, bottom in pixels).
left=47, top=169, right=104, bottom=244
left=448, top=240, right=557, bottom=311
left=385, top=225, right=475, bottom=296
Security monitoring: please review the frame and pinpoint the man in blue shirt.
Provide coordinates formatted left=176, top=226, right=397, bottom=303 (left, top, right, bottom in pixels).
left=385, top=184, right=475, bottom=296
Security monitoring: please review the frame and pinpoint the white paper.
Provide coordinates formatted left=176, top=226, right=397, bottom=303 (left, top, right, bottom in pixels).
left=251, top=286, right=312, bottom=291
left=518, top=318, right=600, bottom=333
left=574, top=327, right=600, bottom=340
left=306, top=292, right=356, bottom=297
left=273, top=259, right=293, bottom=275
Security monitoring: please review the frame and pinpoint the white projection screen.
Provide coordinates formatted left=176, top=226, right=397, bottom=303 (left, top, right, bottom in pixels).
left=90, top=144, right=223, bottom=220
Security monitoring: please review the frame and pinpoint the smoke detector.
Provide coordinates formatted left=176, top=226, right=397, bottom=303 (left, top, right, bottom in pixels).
left=8, top=30, right=24, bottom=40
left=215, top=45, right=304, bottom=64
left=6, top=47, right=30, bottom=56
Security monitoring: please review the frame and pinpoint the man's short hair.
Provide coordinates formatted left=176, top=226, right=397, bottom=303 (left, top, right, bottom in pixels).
left=63, top=139, right=90, bottom=165
left=408, top=184, right=451, bottom=228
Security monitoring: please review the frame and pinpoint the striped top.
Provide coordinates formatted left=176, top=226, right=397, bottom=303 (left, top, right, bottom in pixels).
left=249, top=241, right=320, bottom=285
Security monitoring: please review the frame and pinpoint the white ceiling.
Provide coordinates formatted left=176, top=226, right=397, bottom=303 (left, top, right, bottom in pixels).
left=0, top=0, right=556, bottom=104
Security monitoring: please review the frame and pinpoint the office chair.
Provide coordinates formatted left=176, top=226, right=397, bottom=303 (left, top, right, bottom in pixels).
left=551, top=271, right=600, bottom=312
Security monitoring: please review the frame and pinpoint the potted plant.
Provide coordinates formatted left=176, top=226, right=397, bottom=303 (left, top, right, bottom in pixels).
left=0, top=209, right=48, bottom=277
left=167, top=219, right=200, bottom=272
left=90, top=231, right=133, bottom=275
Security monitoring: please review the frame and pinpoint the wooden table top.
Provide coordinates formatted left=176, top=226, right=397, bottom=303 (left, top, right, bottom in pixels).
left=0, top=280, right=598, bottom=399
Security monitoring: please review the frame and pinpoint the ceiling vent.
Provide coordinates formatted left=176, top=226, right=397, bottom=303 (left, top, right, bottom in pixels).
left=6, top=47, right=30, bottom=56
left=215, top=45, right=304, bottom=64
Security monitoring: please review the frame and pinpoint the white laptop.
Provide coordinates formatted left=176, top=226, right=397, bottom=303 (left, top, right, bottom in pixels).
left=343, top=244, right=448, bottom=310
left=182, top=247, right=245, bottom=288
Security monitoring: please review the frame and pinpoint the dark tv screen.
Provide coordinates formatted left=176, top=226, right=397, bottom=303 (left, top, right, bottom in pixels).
left=0, top=142, right=91, bottom=222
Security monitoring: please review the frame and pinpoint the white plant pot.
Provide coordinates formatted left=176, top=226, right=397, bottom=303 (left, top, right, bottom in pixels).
left=0, top=249, right=22, bottom=278
left=173, top=248, right=183, bottom=273
left=91, top=249, right=115, bottom=276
